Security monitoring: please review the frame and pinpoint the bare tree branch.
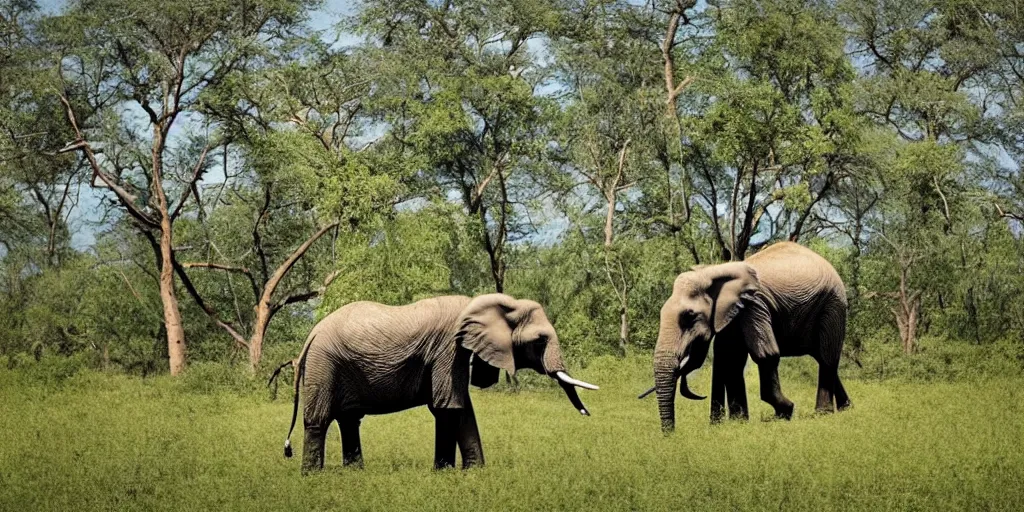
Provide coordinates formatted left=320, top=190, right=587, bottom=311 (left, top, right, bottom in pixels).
left=273, top=268, right=342, bottom=313
left=172, top=256, right=250, bottom=349
left=170, top=145, right=211, bottom=220
left=57, top=95, right=160, bottom=228
left=260, top=221, right=341, bottom=307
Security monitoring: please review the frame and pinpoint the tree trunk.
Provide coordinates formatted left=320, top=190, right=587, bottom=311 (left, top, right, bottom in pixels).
left=250, top=303, right=270, bottom=371
left=158, top=221, right=187, bottom=376
left=604, top=192, right=615, bottom=249
left=893, top=264, right=920, bottom=355
left=895, top=301, right=919, bottom=355
left=619, top=302, right=629, bottom=355
left=847, top=240, right=863, bottom=354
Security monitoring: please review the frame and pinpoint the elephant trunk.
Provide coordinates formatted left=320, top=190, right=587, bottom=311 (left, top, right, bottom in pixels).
left=653, top=352, right=679, bottom=433
left=653, top=334, right=711, bottom=432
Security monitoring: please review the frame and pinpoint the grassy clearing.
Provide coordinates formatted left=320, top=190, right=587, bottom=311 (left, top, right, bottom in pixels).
left=1, top=357, right=1022, bottom=511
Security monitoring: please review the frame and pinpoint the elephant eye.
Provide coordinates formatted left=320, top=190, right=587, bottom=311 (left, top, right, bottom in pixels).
left=678, top=310, right=698, bottom=329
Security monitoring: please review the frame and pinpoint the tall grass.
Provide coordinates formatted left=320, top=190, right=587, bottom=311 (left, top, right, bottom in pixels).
left=1, top=357, right=1022, bottom=511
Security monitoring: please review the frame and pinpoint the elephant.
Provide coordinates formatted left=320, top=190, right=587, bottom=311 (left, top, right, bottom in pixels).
left=280, top=293, right=598, bottom=473
left=641, top=242, right=850, bottom=431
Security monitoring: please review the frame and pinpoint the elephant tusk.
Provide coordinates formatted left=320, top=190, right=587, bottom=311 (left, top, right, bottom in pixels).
left=555, top=371, right=599, bottom=390
left=678, top=355, right=690, bottom=370
left=678, top=375, right=706, bottom=400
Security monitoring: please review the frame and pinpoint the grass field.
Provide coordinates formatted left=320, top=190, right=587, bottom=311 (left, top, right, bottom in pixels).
left=1, top=356, right=1022, bottom=511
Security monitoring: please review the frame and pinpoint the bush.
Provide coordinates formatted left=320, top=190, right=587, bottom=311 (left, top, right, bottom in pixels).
left=2, top=352, right=92, bottom=387
left=849, top=335, right=1024, bottom=382
left=176, top=362, right=265, bottom=396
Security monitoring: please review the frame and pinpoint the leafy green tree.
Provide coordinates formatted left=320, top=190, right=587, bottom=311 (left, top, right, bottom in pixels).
left=681, top=0, right=863, bottom=260
left=549, top=0, right=666, bottom=351
left=41, top=0, right=313, bottom=374
left=358, top=0, right=560, bottom=293
left=175, top=34, right=403, bottom=370
left=0, top=0, right=81, bottom=267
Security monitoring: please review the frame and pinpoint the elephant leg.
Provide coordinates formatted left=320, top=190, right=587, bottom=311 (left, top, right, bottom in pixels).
left=301, top=420, right=329, bottom=474
left=430, top=408, right=458, bottom=470
left=755, top=356, right=794, bottom=420
left=725, top=365, right=748, bottom=421
left=835, top=374, right=852, bottom=411
left=722, top=337, right=749, bottom=420
left=710, top=342, right=728, bottom=424
left=712, top=334, right=749, bottom=422
left=816, top=302, right=848, bottom=413
left=338, top=415, right=364, bottom=468
left=815, top=363, right=837, bottom=413
left=456, top=402, right=485, bottom=469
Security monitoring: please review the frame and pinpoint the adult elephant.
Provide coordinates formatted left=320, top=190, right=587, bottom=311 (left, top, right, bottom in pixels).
left=280, top=293, right=598, bottom=473
left=641, top=242, right=850, bottom=431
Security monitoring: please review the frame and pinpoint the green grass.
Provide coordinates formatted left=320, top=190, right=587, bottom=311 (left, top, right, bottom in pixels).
left=1, top=357, right=1023, bottom=511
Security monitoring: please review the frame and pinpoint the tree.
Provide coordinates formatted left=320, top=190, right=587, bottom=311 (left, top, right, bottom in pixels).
left=0, top=0, right=81, bottom=268
left=175, top=35, right=403, bottom=370
left=842, top=0, right=1017, bottom=348
left=359, top=0, right=558, bottom=293
left=679, top=0, right=862, bottom=261
left=550, top=1, right=665, bottom=351
left=43, top=0, right=312, bottom=375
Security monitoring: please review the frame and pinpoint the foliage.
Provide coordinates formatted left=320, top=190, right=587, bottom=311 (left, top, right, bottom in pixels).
left=0, top=0, right=1022, bottom=378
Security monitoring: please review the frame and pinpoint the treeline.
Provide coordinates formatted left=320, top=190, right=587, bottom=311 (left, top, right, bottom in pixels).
left=1, top=0, right=1022, bottom=377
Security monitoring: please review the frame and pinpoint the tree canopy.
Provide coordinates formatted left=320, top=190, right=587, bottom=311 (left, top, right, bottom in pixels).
left=1, top=0, right=1021, bottom=375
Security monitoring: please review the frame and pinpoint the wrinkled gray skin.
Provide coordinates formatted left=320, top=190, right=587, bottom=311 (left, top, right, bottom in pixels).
left=648, top=242, right=850, bottom=431
left=282, top=293, right=597, bottom=473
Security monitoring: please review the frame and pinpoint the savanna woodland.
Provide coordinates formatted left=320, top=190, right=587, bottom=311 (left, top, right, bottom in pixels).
left=1, top=0, right=1023, bottom=510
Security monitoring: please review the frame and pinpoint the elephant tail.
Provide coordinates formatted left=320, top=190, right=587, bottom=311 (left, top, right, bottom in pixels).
left=284, top=333, right=317, bottom=458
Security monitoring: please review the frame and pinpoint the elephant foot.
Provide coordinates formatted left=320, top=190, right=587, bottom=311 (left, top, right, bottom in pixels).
left=301, top=424, right=327, bottom=475
left=342, top=456, right=364, bottom=469
left=729, top=410, right=749, bottom=422
left=837, top=399, right=852, bottom=411
left=773, top=401, right=794, bottom=420
left=301, top=464, right=323, bottom=476
left=433, top=460, right=456, bottom=471
left=710, top=407, right=725, bottom=425
left=462, top=458, right=484, bottom=470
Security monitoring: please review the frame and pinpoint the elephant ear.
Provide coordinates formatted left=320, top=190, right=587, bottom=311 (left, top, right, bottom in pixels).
left=705, top=263, right=760, bottom=334
left=456, top=294, right=519, bottom=376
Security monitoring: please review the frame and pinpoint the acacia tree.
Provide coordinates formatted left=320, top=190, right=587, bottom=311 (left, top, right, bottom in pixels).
left=652, top=0, right=703, bottom=268
left=676, top=0, right=863, bottom=261
left=359, top=0, right=557, bottom=293
left=0, top=0, right=82, bottom=268
left=44, top=0, right=311, bottom=375
left=170, top=35, right=400, bottom=370
left=842, top=0, right=1015, bottom=347
left=550, top=1, right=664, bottom=352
